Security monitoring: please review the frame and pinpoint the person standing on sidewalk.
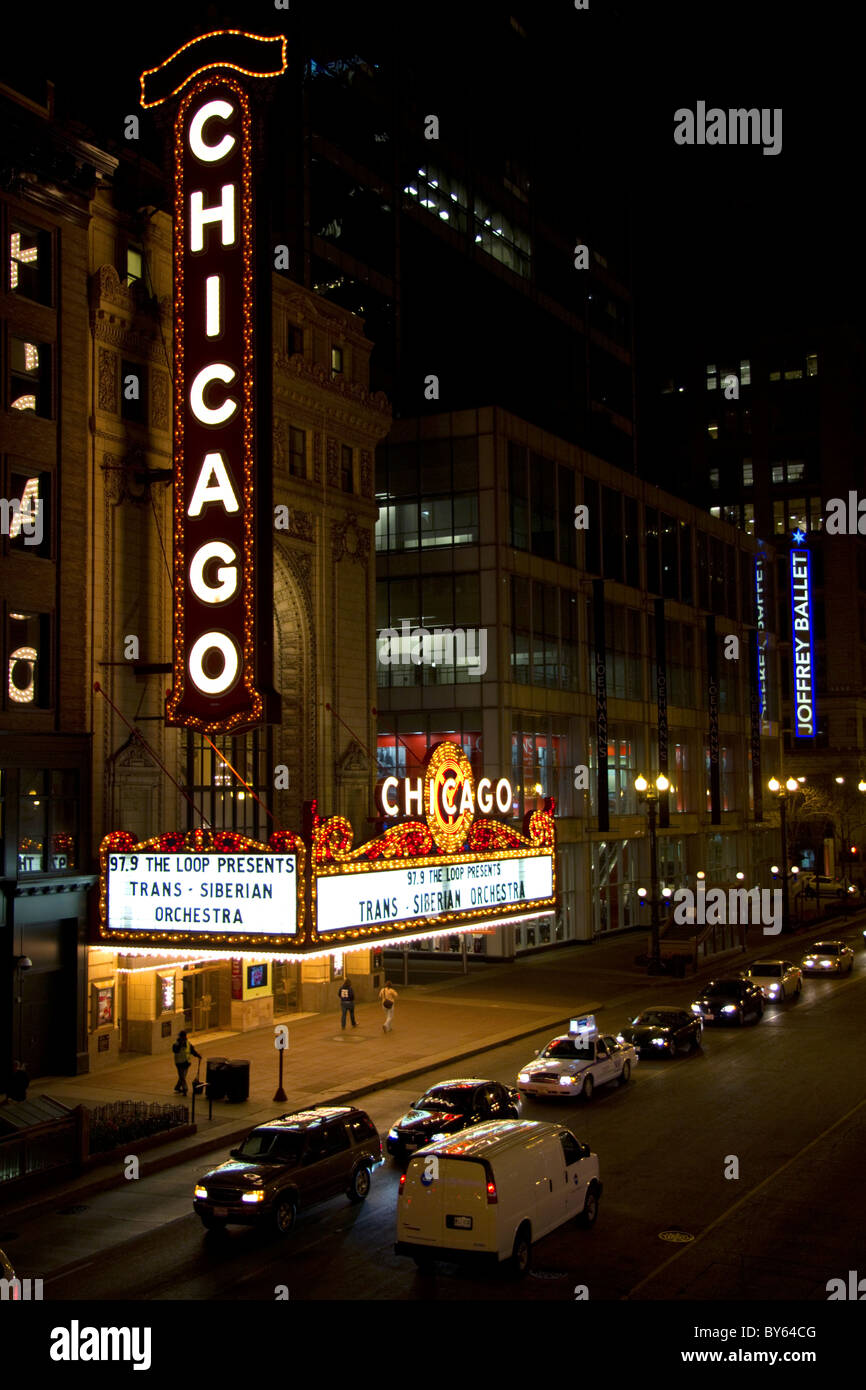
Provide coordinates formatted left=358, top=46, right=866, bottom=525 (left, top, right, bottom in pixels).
left=379, top=980, right=398, bottom=1033
left=337, top=977, right=357, bottom=1030
left=171, top=1030, right=201, bottom=1095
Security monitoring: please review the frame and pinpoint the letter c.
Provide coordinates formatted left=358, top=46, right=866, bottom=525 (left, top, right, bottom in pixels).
left=380, top=776, right=399, bottom=816
left=190, top=364, right=237, bottom=426
left=188, top=100, right=236, bottom=163
left=442, top=777, right=458, bottom=815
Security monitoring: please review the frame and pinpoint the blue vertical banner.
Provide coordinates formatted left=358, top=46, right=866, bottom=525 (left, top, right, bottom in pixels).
left=790, top=547, right=816, bottom=738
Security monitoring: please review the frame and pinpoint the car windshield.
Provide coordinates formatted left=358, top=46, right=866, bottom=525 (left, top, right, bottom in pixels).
left=236, top=1131, right=301, bottom=1163
left=811, top=943, right=838, bottom=954
left=750, top=964, right=782, bottom=977
left=415, top=1088, right=473, bottom=1114
left=632, top=1011, right=670, bottom=1026
left=704, top=982, right=741, bottom=997
left=543, top=1038, right=594, bottom=1059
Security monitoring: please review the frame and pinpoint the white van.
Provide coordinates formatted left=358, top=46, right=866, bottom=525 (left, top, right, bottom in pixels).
left=394, top=1118, right=601, bottom=1275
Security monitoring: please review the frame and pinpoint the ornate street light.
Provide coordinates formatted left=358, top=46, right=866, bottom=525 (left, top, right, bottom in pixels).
left=634, top=773, right=670, bottom=971
left=767, top=776, right=799, bottom=930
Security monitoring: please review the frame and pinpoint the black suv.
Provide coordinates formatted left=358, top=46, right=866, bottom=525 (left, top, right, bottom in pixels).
left=193, top=1106, right=382, bottom=1235
left=690, top=978, right=764, bottom=1025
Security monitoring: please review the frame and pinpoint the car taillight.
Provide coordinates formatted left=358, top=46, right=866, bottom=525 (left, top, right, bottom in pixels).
left=486, top=1180, right=497, bottom=1204
left=398, top=1173, right=406, bottom=1196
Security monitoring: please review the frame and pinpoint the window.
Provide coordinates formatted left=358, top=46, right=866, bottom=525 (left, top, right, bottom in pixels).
left=331, top=345, right=343, bottom=378
left=6, top=610, right=50, bottom=707
left=740, top=358, right=751, bottom=386
left=9, top=222, right=51, bottom=303
left=289, top=427, right=305, bottom=478
left=321, top=1120, right=350, bottom=1157
left=348, top=1114, right=377, bottom=1142
left=186, top=730, right=273, bottom=838
left=125, top=245, right=143, bottom=285
left=341, top=444, right=353, bottom=492
left=377, top=440, right=478, bottom=552
left=560, top=1131, right=582, bottom=1165
left=530, top=453, right=556, bottom=559
left=706, top=363, right=718, bottom=390
left=772, top=465, right=784, bottom=485
left=121, top=360, right=147, bottom=424
left=287, top=325, right=304, bottom=357
left=602, top=487, right=623, bottom=581
left=707, top=421, right=719, bottom=440
left=6, top=468, right=51, bottom=557
left=16, top=769, right=78, bottom=875
left=806, top=353, right=818, bottom=377
left=709, top=468, right=719, bottom=490
left=510, top=576, right=530, bottom=684
left=472, top=196, right=531, bottom=277
left=403, top=164, right=470, bottom=235
left=9, top=338, right=51, bottom=416
left=742, top=460, right=753, bottom=486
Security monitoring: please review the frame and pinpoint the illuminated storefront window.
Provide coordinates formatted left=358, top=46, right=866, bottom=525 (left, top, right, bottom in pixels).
left=9, top=223, right=51, bottom=303
left=17, top=769, right=79, bottom=873
left=6, top=611, right=50, bottom=707
left=186, top=730, right=273, bottom=837
left=9, top=337, right=52, bottom=416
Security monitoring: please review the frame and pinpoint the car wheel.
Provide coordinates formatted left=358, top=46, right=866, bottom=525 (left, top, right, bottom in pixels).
left=200, top=1214, right=226, bottom=1232
left=273, top=1196, right=297, bottom=1236
left=348, top=1165, right=371, bottom=1203
left=582, top=1074, right=594, bottom=1101
left=618, top=1061, right=631, bottom=1086
left=578, top=1184, right=599, bottom=1228
left=509, top=1223, right=532, bottom=1277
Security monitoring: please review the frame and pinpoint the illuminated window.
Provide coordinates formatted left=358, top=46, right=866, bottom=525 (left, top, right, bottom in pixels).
left=125, top=245, right=143, bottom=284
left=331, top=345, right=343, bottom=378
left=743, top=503, right=756, bottom=536
left=739, top=358, right=751, bottom=385
left=404, top=165, right=469, bottom=235
left=806, top=353, right=818, bottom=377
left=707, top=421, right=718, bottom=441
left=710, top=506, right=721, bottom=518
left=706, top=364, right=718, bottom=390
left=6, top=469, right=51, bottom=557
left=742, top=460, right=753, bottom=486
left=9, top=337, right=51, bottom=416
left=289, top=426, right=305, bottom=478
left=6, top=611, right=50, bottom=707
left=709, top=468, right=719, bottom=489
left=472, top=197, right=531, bottom=277
left=784, top=367, right=803, bottom=380
left=185, top=730, right=273, bottom=838
left=9, top=223, right=51, bottom=303
left=769, top=369, right=781, bottom=382
left=772, top=465, right=784, bottom=484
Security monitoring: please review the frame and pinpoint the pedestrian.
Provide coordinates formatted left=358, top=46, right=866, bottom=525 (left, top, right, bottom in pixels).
left=337, top=977, right=357, bottom=1030
left=379, top=979, right=398, bottom=1033
left=4, top=1060, right=29, bottom=1103
left=171, top=1029, right=201, bottom=1095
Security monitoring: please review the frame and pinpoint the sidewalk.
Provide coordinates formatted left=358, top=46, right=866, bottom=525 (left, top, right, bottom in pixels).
left=3, top=904, right=861, bottom=1223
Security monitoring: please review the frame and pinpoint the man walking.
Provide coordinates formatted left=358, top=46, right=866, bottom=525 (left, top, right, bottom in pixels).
left=379, top=979, right=398, bottom=1033
left=171, top=1029, right=201, bottom=1095
left=337, top=977, right=357, bottom=1029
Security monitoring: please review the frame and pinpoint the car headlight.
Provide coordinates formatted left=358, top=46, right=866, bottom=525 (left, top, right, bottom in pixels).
left=615, top=1033, right=625, bottom=1043
left=721, top=1004, right=737, bottom=1013
left=769, top=985, right=781, bottom=996
left=431, top=1132, right=447, bottom=1141
left=690, top=1004, right=701, bottom=1013
left=388, top=1129, right=399, bottom=1140
left=241, top=1191, right=265, bottom=1203
left=194, top=1185, right=208, bottom=1200
left=559, top=1075, right=576, bottom=1086
left=651, top=1037, right=667, bottom=1046
left=518, top=1072, right=531, bottom=1083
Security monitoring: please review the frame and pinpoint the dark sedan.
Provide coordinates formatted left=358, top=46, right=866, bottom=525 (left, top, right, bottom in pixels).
left=690, top=978, right=764, bottom=1025
left=386, top=1078, right=520, bottom=1161
left=616, top=1007, right=702, bottom=1057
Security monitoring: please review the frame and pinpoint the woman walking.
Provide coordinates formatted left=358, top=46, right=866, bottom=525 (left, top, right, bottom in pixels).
left=379, top=980, right=398, bottom=1033
left=171, top=1029, right=201, bottom=1095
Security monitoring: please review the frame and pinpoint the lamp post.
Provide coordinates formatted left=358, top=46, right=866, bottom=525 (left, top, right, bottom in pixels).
left=767, top=776, right=798, bottom=931
left=635, top=773, right=670, bottom=971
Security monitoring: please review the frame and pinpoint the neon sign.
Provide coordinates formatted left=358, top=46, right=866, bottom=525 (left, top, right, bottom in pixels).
left=790, top=547, right=815, bottom=737
left=378, top=742, right=513, bottom=852
left=755, top=555, right=768, bottom=729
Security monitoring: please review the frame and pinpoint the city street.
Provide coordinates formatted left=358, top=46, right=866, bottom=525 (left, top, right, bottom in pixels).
left=5, top=932, right=864, bottom=1302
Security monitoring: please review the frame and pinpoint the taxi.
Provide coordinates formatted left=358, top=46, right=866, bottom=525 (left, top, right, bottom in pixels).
left=517, top=1015, right=637, bottom=1101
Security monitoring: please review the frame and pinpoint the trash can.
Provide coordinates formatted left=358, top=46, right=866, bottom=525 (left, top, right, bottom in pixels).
left=205, top=1057, right=229, bottom=1101
left=225, top=1059, right=250, bottom=1102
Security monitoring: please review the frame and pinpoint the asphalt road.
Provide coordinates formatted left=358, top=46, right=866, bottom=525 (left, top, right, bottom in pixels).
left=7, top=934, right=866, bottom=1303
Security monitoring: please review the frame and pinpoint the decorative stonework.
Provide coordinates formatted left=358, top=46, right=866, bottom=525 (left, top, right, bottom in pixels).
left=101, top=450, right=151, bottom=508
left=331, top=514, right=369, bottom=565
left=273, top=350, right=391, bottom=418
left=326, top=436, right=339, bottom=488
left=273, top=419, right=286, bottom=472
left=287, top=508, right=314, bottom=542
left=98, top=348, right=118, bottom=413
left=360, top=449, right=373, bottom=499
left=336, top=739, right=369, bottom=779
left=151, top=370, right=169, bottom=430
left=91, top=264, right=137, bottom=315
left=313, top=431, right=323, bottom=483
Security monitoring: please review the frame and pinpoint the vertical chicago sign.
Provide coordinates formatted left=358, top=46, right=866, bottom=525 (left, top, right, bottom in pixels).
left=141, top=33, right=287, bottom=732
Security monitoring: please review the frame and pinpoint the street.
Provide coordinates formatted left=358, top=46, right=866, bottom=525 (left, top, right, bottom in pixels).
left=5, top=935, right=865, bottom=1302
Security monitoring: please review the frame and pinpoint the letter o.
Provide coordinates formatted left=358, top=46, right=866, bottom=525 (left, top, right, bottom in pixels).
left=189, top=541, right=238, bottom=604
left=188, top=632, right=240, bottom=695
left=189, top=100, right=236, bottom=163
left=190, top=364, right=237, bottom=426
left=495, top=778, right=512, bottom=813
left=476, top=777, right=493, bottom=814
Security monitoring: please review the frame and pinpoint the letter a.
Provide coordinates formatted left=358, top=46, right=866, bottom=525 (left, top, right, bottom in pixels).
left=573, top=243, right=589, bottom=270
left=825, top=497, right=845, bottom=535
left=188, top=453, right=240, bottom=516
left=673, top=108, right=694, bottom=146
left=424, top=374, right=439, bottom=400
left=573, top=504, right=589, bottom=529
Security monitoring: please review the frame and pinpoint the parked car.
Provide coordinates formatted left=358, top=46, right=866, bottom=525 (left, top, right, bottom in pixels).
left=193, top=1106, right=382, bottom=1235
left=690, top=978, right=764, bottom=1025
left=517, top=1018, right=637, bottom=1100
left=387, top=1078, right=520, bottom=1162
left=740, top=960, right=802, bottom=1001
left=800, top=941, right=855, bottom=975
left=395, top=1119, right=601, bottom=1275
left=616, top=1007, right=702, bottom=1057
left=792, top=874, right=852, bottom=900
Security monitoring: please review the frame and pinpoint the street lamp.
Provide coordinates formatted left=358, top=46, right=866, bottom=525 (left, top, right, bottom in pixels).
left=767, top=776, right=799, bottom=931
left=634, top=773, right=670, bottom=971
